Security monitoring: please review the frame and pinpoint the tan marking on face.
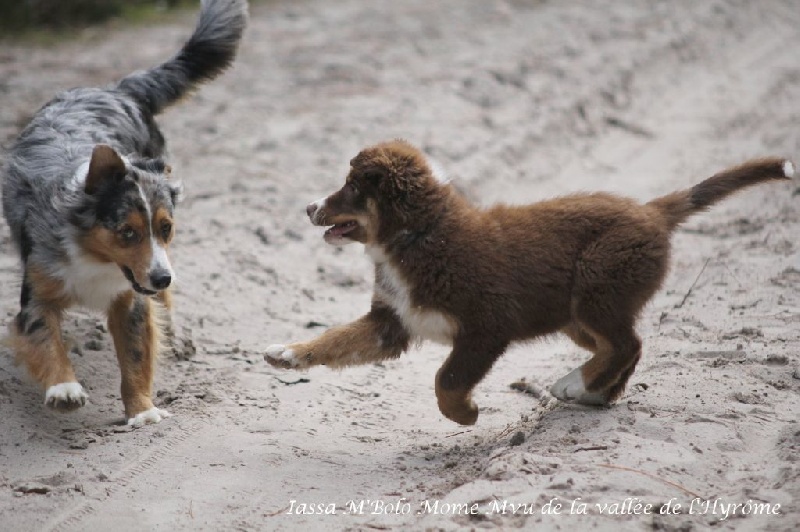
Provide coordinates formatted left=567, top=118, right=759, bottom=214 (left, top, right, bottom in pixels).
left=81, top=210, right=153, bottom=286
left=153, top=207, right=174, bottom=245
left=315, top=188, right=380, bottom=245
left=362, top=198, right=380, bottom=244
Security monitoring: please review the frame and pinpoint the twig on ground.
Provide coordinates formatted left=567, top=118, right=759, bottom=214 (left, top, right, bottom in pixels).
left=273, top=377, right=311, bottom=386
left=573, top=445, right=608, bottom=452
left=598, top=463, right=703, bottom=499
left=264, top=506, right=290, bottom=517
left=675, top=258, right=711, bottom=309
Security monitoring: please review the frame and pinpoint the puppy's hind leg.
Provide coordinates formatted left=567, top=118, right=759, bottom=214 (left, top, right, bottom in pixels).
left=435, top=334, right=508, bottom=426
left=552, top=225, right=666, bottom=405
left=552, top=320, right=641, bottom=405
left=108, top=291, right=170, bottom=427
left=9, top=272, right=88, bottom=411
left=265, top=304, right=410, bottom=369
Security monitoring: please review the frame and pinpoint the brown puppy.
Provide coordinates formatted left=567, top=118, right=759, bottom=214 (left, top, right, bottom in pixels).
left=265, top=140, right=793, bottom=425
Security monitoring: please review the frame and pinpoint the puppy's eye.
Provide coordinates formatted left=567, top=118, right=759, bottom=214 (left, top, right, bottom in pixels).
left=119, top=226, right=139, bottom=244
left=363, top=170, right=383, bottom=183
left=161, top=221, right=173, bottom=241
left=346, top=182, right=359, bottom=194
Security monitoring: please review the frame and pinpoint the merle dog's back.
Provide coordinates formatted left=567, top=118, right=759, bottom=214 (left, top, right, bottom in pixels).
left=2, top=0, right=248, bottom=257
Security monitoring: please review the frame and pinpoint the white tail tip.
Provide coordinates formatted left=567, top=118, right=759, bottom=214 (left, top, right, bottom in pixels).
left=783, top=160, right=795, bottom=178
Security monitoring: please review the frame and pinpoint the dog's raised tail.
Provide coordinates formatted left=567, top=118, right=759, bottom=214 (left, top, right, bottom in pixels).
left=647, top=158, right=793, bottom=230
left=117, top=0, right=248, bottom=115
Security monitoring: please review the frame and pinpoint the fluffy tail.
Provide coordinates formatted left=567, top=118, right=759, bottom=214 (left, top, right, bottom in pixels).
left=117, top=0, right=248, bottom=115
left=647, top=158, right=794, bottom=230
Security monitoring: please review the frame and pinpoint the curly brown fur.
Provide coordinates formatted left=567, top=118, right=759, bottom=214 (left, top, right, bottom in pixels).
left=266, top=140, right=792, bottom=426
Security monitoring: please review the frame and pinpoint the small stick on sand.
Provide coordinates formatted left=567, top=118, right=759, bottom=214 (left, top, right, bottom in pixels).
left=598, top=463, right=703, bottom=499
left=675, top=257, right=711, bottom=309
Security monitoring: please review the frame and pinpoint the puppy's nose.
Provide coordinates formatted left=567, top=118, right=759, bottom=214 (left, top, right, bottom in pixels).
left=150, top=271, right=172, bottom=290
left=306, top=203, right=318, bottom=218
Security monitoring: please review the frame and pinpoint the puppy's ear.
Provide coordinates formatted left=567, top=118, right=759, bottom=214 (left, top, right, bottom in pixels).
left=85, top=145, right=126, bottom=195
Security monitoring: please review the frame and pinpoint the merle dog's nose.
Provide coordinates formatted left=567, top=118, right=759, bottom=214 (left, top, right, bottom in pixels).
left=150, top=271, right=172, bottom=290
left=306, top=203, right=318, bottom=217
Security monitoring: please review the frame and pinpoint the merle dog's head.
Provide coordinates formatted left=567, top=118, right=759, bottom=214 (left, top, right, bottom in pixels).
left=306, top=140, right=448, bottom=246
left=72, top=144, right=183, bottom=295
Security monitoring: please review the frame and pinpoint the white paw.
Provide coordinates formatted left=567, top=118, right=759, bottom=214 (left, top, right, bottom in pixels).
left=264, top=344, right=300, bottom=368
left=45, top=382, right=89, bottom=411
left=550, top=367, right=607, bottom=405
left=127, top=407, right=172, bottom=428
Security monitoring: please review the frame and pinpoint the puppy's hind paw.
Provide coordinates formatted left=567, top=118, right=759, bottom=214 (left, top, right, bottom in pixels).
left=128, top=407, right=172, bottom=428
left=264, top=344, right=302, bottom=369
left=45, top=383, right=89, bottom=412
left=550, top=367, right=608, bottom=406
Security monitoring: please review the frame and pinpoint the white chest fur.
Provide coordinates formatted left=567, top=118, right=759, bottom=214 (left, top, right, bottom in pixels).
left=367, top=246, right=456, bottom=345
left=58, top=249, right=130, bottom=311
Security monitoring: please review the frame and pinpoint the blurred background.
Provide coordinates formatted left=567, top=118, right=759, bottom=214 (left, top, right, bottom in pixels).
left=0, top=0, right=192, bottom=33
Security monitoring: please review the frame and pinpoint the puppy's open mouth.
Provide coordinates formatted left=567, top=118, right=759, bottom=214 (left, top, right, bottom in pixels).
left=121, top=266, right=157, bottom=296
left=324, top=220, right=358, bottom=242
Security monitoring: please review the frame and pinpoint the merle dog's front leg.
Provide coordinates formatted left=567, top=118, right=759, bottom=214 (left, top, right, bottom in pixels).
left=108, top=292, right=171, bottom=427
left=9, top=269, right=88, bottom=411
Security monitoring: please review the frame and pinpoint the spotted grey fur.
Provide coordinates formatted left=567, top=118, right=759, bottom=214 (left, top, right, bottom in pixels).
left=2, top=0, right=247, bottom=282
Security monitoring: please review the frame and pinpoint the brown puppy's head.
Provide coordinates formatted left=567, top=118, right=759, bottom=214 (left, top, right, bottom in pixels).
left=73, top=145, right=182, bottom=295
left=307, top=140, right=446, bottom=246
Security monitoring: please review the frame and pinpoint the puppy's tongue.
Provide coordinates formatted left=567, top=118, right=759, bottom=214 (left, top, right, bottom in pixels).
left=325, top=221, right=357, bottom=238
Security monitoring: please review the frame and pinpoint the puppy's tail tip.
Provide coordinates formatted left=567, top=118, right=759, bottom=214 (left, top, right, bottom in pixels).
left=783, top=159, right=795, bottom=178
left=649, top=156, right=792, bottom=231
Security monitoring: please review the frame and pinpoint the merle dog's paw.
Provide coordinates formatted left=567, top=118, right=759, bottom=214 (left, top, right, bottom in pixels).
left=128, top=407, right=172, bottom=428
left=45, top=383, right=89, bottom=412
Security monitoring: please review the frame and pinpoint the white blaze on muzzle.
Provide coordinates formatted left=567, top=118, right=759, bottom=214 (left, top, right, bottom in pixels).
left=309, top=196, right=327, bottom=225
left=150, top=240, right=172, bottom=274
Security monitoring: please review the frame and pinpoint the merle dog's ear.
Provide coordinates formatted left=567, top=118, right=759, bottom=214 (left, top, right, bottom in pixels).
left=168, top=181, right=184, bottom=205
left=85, top=145, right=126, bottom=195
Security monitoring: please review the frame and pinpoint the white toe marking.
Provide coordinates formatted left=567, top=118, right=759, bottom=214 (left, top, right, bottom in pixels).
left=550, top=367, right=586, bottom=400
left=127, top=407, right=172, bottom=428
left=45, top=383, right=88, bottom=404
left=550, top=367, right=607, bottom=405
left=783, top=160, right=795, bottom=178
left=264, top=344, right=299, bottom=366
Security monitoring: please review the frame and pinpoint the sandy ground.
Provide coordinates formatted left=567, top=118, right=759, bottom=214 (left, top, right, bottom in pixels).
left=1, top=0, right=799, bottom=530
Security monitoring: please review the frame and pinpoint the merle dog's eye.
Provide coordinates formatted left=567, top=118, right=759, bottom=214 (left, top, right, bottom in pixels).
left=161, top=221, right=173, bottom=240
left=119, top=226, right=139, bottom=244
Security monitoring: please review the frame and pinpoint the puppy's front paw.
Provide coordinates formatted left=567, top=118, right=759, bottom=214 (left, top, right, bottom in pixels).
left=127, top=407, right=172, bottom=428
left=45, top=382, right=89, bottom=412
left=436, top=388, right=479, bottom=426
left=550, top=367, right=608, bottom=406
left=440, top=400, right=479, bottom=426
left=264, top=344, right=304, bottom=369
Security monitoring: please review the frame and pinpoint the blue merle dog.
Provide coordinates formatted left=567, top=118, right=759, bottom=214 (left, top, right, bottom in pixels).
left=2, top=0, right=247, bottom=426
